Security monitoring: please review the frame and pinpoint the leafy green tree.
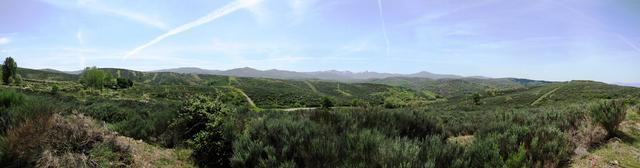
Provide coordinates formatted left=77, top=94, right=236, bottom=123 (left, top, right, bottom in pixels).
left=2, top=57, right=18, bottom=85
left=321, top=97, right=334, bottom=109
left=590, top=99, right=626, bottom=137
left=79, top=67, right=113, bottom=89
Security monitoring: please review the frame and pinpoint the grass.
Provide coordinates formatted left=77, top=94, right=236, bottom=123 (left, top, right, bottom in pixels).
left=570, top=106, right=640, bottom=168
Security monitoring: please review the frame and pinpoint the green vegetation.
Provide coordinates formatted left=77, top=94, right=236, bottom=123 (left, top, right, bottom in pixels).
left=0, top=89, right=25, bottom=108
left=80, top=67, right=114, bottom=89
left=1, top=66, right=639, bottom=167
left=169, top=95, right=234, bottom=167
left=590, top=99, right=626, bottom=137
left=2, top=57, right=20, bottom=85
left=320, top=96, right=334, bottom=109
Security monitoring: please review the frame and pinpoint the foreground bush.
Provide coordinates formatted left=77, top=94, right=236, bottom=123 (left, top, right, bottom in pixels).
left=590, top=99, right=626, bottom=137
left=1, top=114, right=132, bottom=167
left=169, top=95, right=234, bottom=167
left=0, top=89, right=25, bottom=108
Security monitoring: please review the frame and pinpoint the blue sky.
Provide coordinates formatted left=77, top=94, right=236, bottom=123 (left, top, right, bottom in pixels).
left=0, top=0, right=639, bottom=83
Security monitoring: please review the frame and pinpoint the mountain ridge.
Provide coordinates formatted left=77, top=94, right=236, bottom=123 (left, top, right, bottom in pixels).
left=151, top=67, right=479, bottom=81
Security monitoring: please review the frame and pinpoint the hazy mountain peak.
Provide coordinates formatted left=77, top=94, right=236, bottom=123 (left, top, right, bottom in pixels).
left=152, top=67, right=485, bottom=81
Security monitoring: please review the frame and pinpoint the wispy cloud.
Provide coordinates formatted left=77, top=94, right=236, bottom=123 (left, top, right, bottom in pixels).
left=75, top=29, right=84, bottom=45
left=40, top=0, right=167, bottom=29
left=76, top=28, right=87, bottom=68
left=376, top=0, right=390, bottom=57
left=0, top=37, right=10, bottom=45
left=124, top=0, right=264, bottom=59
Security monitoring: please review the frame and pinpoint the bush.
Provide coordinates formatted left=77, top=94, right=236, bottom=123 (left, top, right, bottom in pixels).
left=590, top=99, right=626, bottom=136
left=471, top=93, right=482, bottom=105
left=116, top=78, right=133, bottom=89
left=51, top=85, right=60, bottom=94
left=0, top=89, right=25, bottom=108
left=169, top=95, right=234, bottom=167
left=1, top=114, right=132, bottom=167
left=321, top=96, right=334, bottom=109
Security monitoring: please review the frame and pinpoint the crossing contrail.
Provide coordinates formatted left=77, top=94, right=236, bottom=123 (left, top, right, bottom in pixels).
left=377, top=0, right=390, bottom=57
left=124, top=0, right=264, bottom=59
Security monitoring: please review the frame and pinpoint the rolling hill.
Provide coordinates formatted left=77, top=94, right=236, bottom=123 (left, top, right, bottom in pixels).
left=366, top=77, right=551, bottom=98
left=152, top=67, right=473, bottom=81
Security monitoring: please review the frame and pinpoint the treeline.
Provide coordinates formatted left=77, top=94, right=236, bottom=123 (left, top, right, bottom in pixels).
left=79, top=67, right=133, bottom=90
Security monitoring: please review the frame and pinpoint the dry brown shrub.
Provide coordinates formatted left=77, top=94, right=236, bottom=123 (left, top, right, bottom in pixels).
left=4, top=113, right=132, bottom=167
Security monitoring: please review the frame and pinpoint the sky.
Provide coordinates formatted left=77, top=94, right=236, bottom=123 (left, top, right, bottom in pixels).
left=0, top=0, right=639, bottom=83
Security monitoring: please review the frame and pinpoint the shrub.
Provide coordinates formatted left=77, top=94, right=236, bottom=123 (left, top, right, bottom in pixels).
left=321, top=96, right=334, bottom=109
left=463, top=134, right=504, bottom=168
left=0, top=89, right=25, bottom=108
left=503, top=144, right=527, bottom=168
left=471, top=93, right=482, bottom=105
left=51, top=85, right=60, bottom=94
left=1, top=114, right=132, bottom=167
left=116, top=78, right=133, bottom=89
left=169, top=95, right=234, bottom=167
left=590, top=99, right=626, bottom=136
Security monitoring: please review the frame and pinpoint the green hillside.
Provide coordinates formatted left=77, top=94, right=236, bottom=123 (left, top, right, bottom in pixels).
left=366, top=77, right=551, bottom=98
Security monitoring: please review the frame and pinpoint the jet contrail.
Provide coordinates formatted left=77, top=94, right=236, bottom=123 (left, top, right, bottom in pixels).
left=124, top=0, right=264, bottom=59
left=376, top=0, right=390, bottom=57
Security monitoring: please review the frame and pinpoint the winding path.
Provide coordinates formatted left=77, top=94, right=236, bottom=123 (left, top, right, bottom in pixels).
left=531, top=84, right=564, bottom=106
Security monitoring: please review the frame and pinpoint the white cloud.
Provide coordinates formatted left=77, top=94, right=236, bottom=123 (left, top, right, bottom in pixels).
left=0, top=37, right=10, bottom=45
left=124, top=0, right=264, bottom=59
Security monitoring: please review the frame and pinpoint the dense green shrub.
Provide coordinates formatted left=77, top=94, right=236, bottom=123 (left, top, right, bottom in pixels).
left=116, top=78, right=133, bottom=89
left=471, top=93, right=482, bottom=105
left=50, top=85, right=60, bottom=94
left=321, top=96, right=334, bottom=109
left=0, top=89, right=25, bottom=108
left=590, top=99, right=626, bottom=136
left=170, top=95, right=235, bottom=167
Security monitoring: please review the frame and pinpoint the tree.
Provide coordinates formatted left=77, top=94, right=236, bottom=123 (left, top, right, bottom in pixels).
left=321, top=97, right=334, bottom=109
left=590, top=99, right=626, bottom=137
left=79, top=67, right=113, bottom=89
left=2, top=57, right=18, bottom=85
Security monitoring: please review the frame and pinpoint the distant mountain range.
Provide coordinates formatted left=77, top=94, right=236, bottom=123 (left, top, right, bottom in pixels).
left=151, top=67, right=484, bottom=81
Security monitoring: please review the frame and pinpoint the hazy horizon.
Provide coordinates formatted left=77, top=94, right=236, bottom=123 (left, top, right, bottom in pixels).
left=1, top=0, right=639, bottom=83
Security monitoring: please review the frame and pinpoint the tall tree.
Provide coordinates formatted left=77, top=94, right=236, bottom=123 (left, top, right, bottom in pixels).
left=79, top=67, right=113, bottom=89
left=2, top=57, right=17, bottom=85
